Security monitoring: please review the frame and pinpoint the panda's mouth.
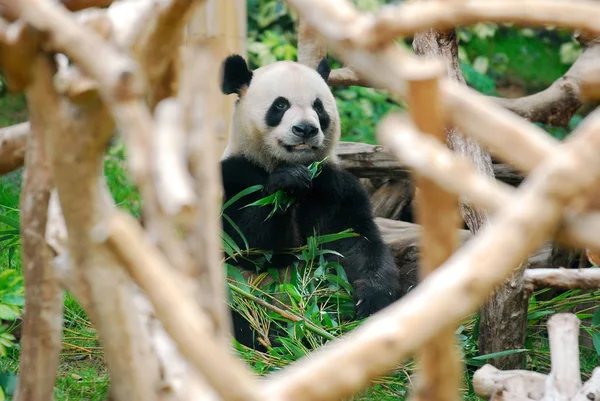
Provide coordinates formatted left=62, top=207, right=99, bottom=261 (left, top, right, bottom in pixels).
left=278, top=140, right=318, bottom=152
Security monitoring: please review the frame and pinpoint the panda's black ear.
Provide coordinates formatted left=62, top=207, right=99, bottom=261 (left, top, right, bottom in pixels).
left=221, top=54, right=253, bottom=96
left=316, top=57, right=331, bottom=82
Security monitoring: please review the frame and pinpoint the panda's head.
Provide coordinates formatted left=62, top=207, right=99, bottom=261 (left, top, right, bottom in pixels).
left=220, top=55, right=340, bottom=171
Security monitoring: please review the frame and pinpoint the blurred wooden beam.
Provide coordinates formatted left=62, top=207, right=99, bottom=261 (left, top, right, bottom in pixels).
left=186, top=0, right=246, bottom=156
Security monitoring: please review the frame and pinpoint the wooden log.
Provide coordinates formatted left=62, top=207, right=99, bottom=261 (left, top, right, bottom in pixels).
left=336, top=141, right=523, bottom=185
left=472, top=364, right=546, bottom=400
left=375, top=218, right=551, bottom=270
left=370, top=179, right=414, bottom=220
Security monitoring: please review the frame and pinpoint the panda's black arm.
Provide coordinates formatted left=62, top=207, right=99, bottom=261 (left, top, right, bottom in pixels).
left=299, top=163, right=403, bottom=318
left=220, top=156, right=299, bottom=265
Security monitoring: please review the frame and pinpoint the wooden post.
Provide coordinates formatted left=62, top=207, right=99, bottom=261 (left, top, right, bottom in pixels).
left=186, top=0, right=247, bottom=156
left=407, top=77, right=463, bottom=401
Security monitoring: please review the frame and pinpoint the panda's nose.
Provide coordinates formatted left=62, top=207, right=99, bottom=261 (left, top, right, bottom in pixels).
left=292, top=123, right=319, bottom=139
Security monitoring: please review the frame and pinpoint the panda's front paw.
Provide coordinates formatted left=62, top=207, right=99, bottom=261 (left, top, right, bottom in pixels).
left=354, top=282, right=399, bottom=319
left=266, top=164, right=312, bottom=197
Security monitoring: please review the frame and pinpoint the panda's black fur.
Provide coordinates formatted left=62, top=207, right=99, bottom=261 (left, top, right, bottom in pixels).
left=220, top=55, right=403, bottom=350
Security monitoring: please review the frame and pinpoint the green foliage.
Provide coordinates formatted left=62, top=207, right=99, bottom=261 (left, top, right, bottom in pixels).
left=0, top=269, right=24, bottom=357
left=247, top=0, right=296, bottom=68
left=104, top=138, right=142, bottom=218
left=334, top=86, right=404, bottom=144
left=458, top=24, right=579, bottom=92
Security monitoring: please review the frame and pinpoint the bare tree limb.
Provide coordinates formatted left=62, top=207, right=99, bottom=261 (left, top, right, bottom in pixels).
left=573, top=367, right=600, bottom=401
left=544, top=314, right=582, bottom=401
left=153, top=98, right=196, bottom=219
left=102, top=211, right=261, bottom=401
left=472, top=364, right=546, bottom=400
left=376, top=115, right=600, bottom=255
left=297, top=18, right=326, bottom=69
left=406, top=74, right=462, bottom=401
left=525, top=268, right=600, bottom=290
left=413, top=25, right=526, bottom=370
left=14, top=54, right=64, bottom=401
left=343, top=0, right=600, bottom=50
left=329, top=67, right=370, bottom=87
left=0, top=122, right=28, bottom=175
left=180, top=39, right=233, bottom=342
left=49, top=99, right=163, bottom=401
left=326, top=41, right=597, bottom=127
left=0, top=0, right=114, bottom=21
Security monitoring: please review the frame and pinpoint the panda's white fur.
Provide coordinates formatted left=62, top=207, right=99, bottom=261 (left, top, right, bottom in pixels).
left=222, top=60, right=340, bottom=171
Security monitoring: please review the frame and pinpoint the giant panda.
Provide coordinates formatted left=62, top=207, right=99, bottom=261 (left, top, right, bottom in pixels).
left=219, top=54, right=403, bottom=350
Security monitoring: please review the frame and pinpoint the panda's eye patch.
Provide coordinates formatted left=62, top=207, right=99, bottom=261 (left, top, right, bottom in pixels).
left=313, top=99, right=324, bottom=113
left=312, top=98, right=330, bottom=131
left=265, top=96, right=291, bottom=127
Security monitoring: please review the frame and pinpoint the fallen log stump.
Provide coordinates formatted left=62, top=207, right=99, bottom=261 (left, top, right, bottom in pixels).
left=375, top=217, right=552, bottom=294
left=337, top=141, right=524, bottom=186
left=473, top=313, right=600, bottom=401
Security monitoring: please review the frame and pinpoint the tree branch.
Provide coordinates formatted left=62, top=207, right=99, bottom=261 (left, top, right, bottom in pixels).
left=472, top=364, right=546, bottom=400
left=14, top=54, right=64, bottom=401
left=326, top=40, right=600, bottom=127
left=346, top=0, right=600, bottom=50
left=180, top=40, right=233, bottom=343
left=545, top=314, right=582, bottom=400
left=525, top=268, right=600, bottom=290
left=0, top=122, right=28, bottom=175
left=407, top=74, right=462, bottom=401
left=102, top=211, right=261, bottom=401
left=376, top=114, right=600, bottom=254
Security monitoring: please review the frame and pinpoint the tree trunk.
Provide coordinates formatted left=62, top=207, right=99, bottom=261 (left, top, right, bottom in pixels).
left=413, top=29, right=528, bottom=369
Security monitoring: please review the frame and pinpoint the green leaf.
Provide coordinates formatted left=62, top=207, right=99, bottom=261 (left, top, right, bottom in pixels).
left=222, top=213, right=250, bottom=250
left=0, top=294, right=25, bottom=306
left=307, top=157, right=328, bottom=179
left=314, top=229, right=358, bottom=245
left=0, top=305, right=19, bottom=320
left=221, top=185, right=264, bottom=213
left=243, top=192, right=277, bottom=208
left=471, top=348, right=529, bottom=361
left=222, top=231, right=242, bottom=261
left=0, top=372, right=17, bottom=396
left=0, top=215, right=19, bottom=230
left=226, top=265, right=251, bottom=293
left=591, top=307, right=600, bottom=356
